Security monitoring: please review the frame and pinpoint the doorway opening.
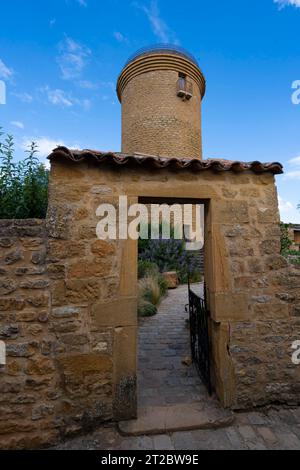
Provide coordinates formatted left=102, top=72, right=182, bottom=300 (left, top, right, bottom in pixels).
left=136, top=197, right=211, bottom=409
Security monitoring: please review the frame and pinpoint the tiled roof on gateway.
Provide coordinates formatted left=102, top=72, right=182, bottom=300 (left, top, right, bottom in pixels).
left=48, top=147, right=284, bottom=175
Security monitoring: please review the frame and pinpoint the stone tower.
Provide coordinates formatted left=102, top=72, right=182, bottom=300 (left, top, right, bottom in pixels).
left=117, top=45, right=206, bottom=159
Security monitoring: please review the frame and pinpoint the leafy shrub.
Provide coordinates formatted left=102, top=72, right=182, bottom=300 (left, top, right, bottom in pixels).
left=138, top=260, right=168, bottom=296
left=138, top=299, right=157, bottom=317
left=285, top=251, right=300, bottom=266
left=285, top=249, right=300, bottom=256
left=139, top=236, right=201, bottom=283
left=138, top=260, right=160, bottom=279
left=0, top=128, right=49, bottom=219
left=139, top=276, right=163, bottom=306
left=137, top=261, right=168, bottom=317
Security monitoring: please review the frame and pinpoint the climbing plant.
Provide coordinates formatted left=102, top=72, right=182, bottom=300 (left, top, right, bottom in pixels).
left=280, top=222, right=292, bottom=254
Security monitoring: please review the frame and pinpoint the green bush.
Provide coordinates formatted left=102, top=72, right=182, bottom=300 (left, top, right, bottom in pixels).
left=137, top=261, right=168, bottom=317
left=139, top=276, right=163, bottom=306
left=139, top=236, right=201, bottom=284
left=0, top=128, right=49, bottom=219
left=137, top=299, right=157, bottom=317
left=138, top=260, right=160, bottom=279
left=284, top=250, right=300, bottom=256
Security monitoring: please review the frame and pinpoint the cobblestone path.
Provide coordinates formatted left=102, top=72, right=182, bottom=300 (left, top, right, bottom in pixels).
left=138, top=284, right=207, bottom=407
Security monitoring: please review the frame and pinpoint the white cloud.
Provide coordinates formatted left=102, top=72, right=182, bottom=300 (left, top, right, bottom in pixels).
left=278, top=195, right=294, bottom=212
left=289, top=155, right=300, bottom=165
left=274, top=0, right=300, bottom=8
left=114, top=31, right=129, bottom=44
left=21, top=137, right=81, bottom=159
left=57, top=37, right=91, bottom=80
left=134, top=1, right=179, bottom=44
left=11, top=92, right=33, bottom=103
left=278, top=195, right=300, bottom=223
left=284, top=170, right=300, bottom=179
left=43, top=87, right=73, bottom=107
left=50, top=18, right=56, bottom=27
left=10, top=121, right=24, bottom=129
left=78, top=80, right=98, bottom=90
left=284, top=154, right=300, bottom=179
left=99, top=81, right=115, bottom=91
left=40, top=85, right=91, bottom=109
left=0, top=59, right=13, bottom=80
left=76, top=0, right=87, bottom=6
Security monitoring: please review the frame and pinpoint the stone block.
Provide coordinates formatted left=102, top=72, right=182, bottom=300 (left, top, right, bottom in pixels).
left=0, top=279, right=17, bottom=296
left=113, top=326, right=137, bottom=420
left=213, top=201, right=249, bottom=225
left=68, top=258, right=112, bottom=279
left=211, top=293, right=250, bottom=322
left=162, top=271, right=179, bottom=289
left=31, top=251, right=46, bottom=265
left=253, top=303, right=289, bottom=320
left=52, top=306, right=83, bottom=318
left=3, top=249, right=23, bottom=265
left=92, top=297, right=137, bottom=327
left=91, top=240, right=116, bottom=256
left=65, top=279, right=100, bottom=303
left=58, top=354, right=112, bottom=378
left=6, top=342, right=38, bottom=358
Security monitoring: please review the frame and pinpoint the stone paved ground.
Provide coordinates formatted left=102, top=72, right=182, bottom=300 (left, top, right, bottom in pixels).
left=54, top=286, right=300, bottom=450
left=138, top=284, right=207, bottom=407
left=54, top=408, right=300, bottom=450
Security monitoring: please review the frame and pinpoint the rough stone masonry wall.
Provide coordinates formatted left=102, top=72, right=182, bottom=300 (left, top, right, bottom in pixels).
left=0, top=215, right=126, bottom=449
left=0, top=219, right=56, bottom=448
left=207, top=176, right=300, bottom=409
left=46, top=159, right=137, bottom=429
left=47, top=159, right=300, bottom=412
left=1, top=158, right=299, bottom=449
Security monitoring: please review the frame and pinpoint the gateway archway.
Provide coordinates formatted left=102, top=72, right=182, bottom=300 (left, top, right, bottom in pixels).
left=45, top=148, right=290, bottom=422
left=135, top=197, right=211, bottom=410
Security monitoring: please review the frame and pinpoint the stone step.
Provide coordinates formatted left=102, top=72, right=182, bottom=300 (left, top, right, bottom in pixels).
left=118, top=403, right=235, bottom=436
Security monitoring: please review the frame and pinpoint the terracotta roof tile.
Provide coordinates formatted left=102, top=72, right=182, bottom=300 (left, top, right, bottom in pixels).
left=48, top=147, right=284, bottom=175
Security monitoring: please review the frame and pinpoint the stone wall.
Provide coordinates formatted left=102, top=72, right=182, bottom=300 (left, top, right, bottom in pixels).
left=221, top=224, right=300, bottom=408
left=47, top=158, right=300, bottom=413
left=0, top=219, right=56, bottom=448
left=1, top=157, right=300, bottom=448
left=0, top=217, right=129, bottom=449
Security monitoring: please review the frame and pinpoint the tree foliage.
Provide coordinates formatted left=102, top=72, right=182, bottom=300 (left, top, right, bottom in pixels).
left=0, top=127, right=49, bottom=219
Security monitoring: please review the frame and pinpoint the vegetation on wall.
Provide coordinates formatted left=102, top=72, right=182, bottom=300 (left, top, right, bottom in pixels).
left=0, top=128, right=49, bottom=219
left=280, top=222, right=292, bottom=253
left=280, top=222, right=300, bottom=266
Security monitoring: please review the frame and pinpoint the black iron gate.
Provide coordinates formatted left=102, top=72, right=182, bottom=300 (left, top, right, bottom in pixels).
left=188, top=280, right=212, bottom=395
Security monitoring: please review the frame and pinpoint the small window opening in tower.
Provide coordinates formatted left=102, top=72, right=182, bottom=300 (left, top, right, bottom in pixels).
left=177, top=73, right=193, bottom=100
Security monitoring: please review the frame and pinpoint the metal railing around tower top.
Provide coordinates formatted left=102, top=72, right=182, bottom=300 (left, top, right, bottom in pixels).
left=124, top=44, right=199, bottom=67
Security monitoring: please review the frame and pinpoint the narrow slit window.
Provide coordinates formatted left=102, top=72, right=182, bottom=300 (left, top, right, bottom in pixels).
left=177, top=73, right=193, bottom=100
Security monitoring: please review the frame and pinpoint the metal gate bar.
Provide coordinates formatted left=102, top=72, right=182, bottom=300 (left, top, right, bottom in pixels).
left=188, top=282, right=212, bottom=395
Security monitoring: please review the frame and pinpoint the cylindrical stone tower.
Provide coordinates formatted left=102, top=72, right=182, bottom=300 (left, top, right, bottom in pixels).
left=117, top=45, right=206, bottom=159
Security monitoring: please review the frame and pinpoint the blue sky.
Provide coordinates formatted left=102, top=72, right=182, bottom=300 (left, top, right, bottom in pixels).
left=0, top=0, right=299, bottom=222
